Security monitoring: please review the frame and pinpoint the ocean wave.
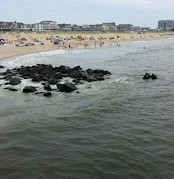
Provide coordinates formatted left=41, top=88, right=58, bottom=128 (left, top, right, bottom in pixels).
left=1, top=49, right=66, bottom=68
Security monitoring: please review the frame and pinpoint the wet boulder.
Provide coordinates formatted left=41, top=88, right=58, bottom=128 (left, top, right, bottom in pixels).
left=93, top=74, right=105, bottom=81
left=9, top=77, right=21, bottom=85
left=3, top=75, right=12, bottom=81
left=56, top=83, right=63, bottom=91
left=69, top=71, right=82, bottom=79
left=0, top=69, right=11, bottom=75
left=85, top=77, right=97, bottom=82
left=151, top=73, right=157, bottom=80
left=0, top=65, right=4, bottom=68
left=143, top=73, right=151, bottom=80
left=48, top=78, right=58, bottom=85
left=23, top=86, right=37, bottom=93
left=39, top=65, right=54, bottom=75
left=93, top=69, right=111, bottom=76
left=43, top=92, right=52, bottom=97
left=4, top=87, right=17, bottom=91
left=44, top=82, right=51, bottom=91
left=57, top=82, right=77, bottom=93
left=54, top=72, right=64, bottom=79
left=86, top=68, right=93, bottom=76
left=56, top=65, right=71, bottom=74
left=35, top=92, right=45, bottom=95
left=32, top=74, right=42, bottom=82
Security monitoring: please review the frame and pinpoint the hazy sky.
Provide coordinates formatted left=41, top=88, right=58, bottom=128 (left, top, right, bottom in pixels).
left=1, top=0, right=173, bottom=27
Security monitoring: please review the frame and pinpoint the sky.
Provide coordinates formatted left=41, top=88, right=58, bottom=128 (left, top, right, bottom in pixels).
left=0, top=0, right=173, bottom=28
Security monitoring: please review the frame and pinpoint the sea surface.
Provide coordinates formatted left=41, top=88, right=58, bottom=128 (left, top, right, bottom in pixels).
left=0, top=39, right=174, bottom=179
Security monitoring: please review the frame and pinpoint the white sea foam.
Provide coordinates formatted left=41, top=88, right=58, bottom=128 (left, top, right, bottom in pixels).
left=110, top=77, right=130, bottom=84
left=2, top=49, right=66, bottom=68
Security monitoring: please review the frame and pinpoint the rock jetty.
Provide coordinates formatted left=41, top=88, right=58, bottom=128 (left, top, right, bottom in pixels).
left=0, top=64, right=111, bottom=96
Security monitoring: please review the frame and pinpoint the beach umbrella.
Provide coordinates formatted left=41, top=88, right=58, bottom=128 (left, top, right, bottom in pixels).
left=0, top=38, right=4, bottom=41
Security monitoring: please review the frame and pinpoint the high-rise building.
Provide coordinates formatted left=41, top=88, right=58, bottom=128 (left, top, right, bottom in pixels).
left=158, top=20, right=174, bottom=30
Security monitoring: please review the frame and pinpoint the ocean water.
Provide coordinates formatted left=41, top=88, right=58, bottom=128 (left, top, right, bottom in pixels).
left=0, top=39, right=174, bottom=179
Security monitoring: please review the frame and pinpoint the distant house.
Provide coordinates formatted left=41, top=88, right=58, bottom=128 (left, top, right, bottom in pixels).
left=0, top=21, right=24, bottom=31
left=81, top=25, right=93, bottom=31
left=141, top=27, right=151, bottom=31
left=117, top=24, right=133, bottom=31
left=131, top=26, right=141, bottom=31
left=72, top=25, right=82, bottom=31
left=40, top=21, right=57, bottom=30
left=102, top=22, right=117, bottom=32
left=20, top=24, right=33, bottom=31
left=58, top=24, right=72, bottom=31
left=88, top=24, right=103, bottom=31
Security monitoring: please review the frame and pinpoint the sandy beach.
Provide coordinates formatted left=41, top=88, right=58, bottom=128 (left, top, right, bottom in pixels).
left=0, top=31, right=173, bottom=60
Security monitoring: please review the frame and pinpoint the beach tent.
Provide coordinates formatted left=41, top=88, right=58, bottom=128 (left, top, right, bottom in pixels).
left=54, top=36, right=63, bottom=41
left=0, top=39, right=4, bottom=41
left=89, top=36, right=94, bottom=40
left=3, top=38, right=8, bottom=41
left=54, top=36, right=62, bottom=39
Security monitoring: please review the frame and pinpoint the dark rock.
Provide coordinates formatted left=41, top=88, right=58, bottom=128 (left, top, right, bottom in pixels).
left=56, top=65, right=71, bottom=74
left=9, top=77, right=21, bottom=85
left=69, top=71, right=81, bottom=79
left=56, top=83, right=63, bottom=90
left=48, top=78, right=58, bottom=85
left=85, top=77, right=97, bottom=82
left=32, top=74, right=42, bottom=82
left=93, top=74, right=105, bottom=81
left=35, top=92, right=45, bottom=95
left=0, top=65, right=5, bottom=68
left=143, top=73, right=151, bottom=80
left=4, top=87, right=17, bottom=91
left=3, top=75, right=12, bottom=81
left=4, top=82, right=9, bottom=85
left=72, top=66, right=82, bottom=72
left=0, top=69, right=11, bottom=75
left=23, top=86, right=37, bottom=93
left=43, top=92, right=52, bottom=97
left=93, top=69, right=111, bottom=76
left=96, top=77, right=105, bottom=81
left=151, top=74, right=157, bottom=80
left=86, top=68, right=93, bottom=76
left=44, top=82, right=51, bottom=91
left=57, top=82, right=77, bottom=93
left=39, top=65, right=54, bottom=75
left=54, top=72, right=64, bottom=79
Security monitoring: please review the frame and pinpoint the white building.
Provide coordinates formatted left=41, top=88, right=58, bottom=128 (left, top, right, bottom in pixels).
left=33, top=23, right=43, bottom=31
left=102, top=22, right=117, bottom=32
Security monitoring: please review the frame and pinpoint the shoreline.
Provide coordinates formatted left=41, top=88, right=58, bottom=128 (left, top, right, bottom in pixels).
left=0, top=32, right=173, bottom=61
